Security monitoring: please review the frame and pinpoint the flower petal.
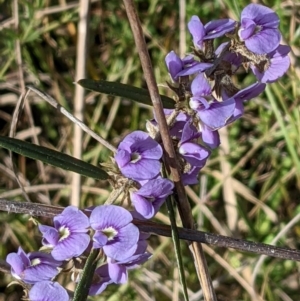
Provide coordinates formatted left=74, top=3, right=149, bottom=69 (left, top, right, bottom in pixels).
left=54, top=206, right=89, bottom=232
left=191, top=74, right=212, bottom=97
left=103, top=224, right=139, bottom=261
left=131, top=193, right=154, bottom=219
left=90, top=205, right=133, bottom=230
left=188, top=16, right=205, bottom=49
left=39, top=225, right=59, bottom=246
left=245, top=28, right=281, bottom=54
left=165, top=51, right=183, bottom=81
left=29, top=281, right=69, bottom=301
left=179, top=142, right=210, bottom=167
left=241, top=4, right=279, bottom=28
left=198, top=98, right=235, bottom=130
left=201, top=125, right=220, bottom=149
left=108, top=262, right=128, bottom=284
left=51, top=233, right=90, bottom=260
left=120, top=159, right=161, bottom=180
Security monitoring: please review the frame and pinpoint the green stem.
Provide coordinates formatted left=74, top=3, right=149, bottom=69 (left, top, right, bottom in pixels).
left=73, top=249, right=100, bottom=301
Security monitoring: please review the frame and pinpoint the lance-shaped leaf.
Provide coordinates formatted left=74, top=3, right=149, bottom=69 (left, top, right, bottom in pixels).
left=77, top=79, right=175, bottom=109
left=0, top=136, right=108, bottom=180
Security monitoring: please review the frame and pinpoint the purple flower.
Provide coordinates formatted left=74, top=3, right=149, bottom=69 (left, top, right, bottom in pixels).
left=105, top=233, right=150, bottom=284
left=200, top=124, right=220, bottom=149
left=39, top=206, right=90, bottom=261
left=151, top=109, right=190, bottom=140
left=190, top=73, right=236, bottom=130
left=238, top=4, right=281, bottom=54
left=89, top=264, right=113, bottom=296
left=182, top=166, right=201, bottom=186
left=29, top=281, right=68, bottom=301
left=250, top=45, right=290, bottom=83
left=130, top=178, right=174, bottom=219
left=165, top=51, right=212, bottom=82
left=107, top=239, right=151, bottom=284
left=179, top=122, right=210, bottom=167
left=90, top=205, right=140, bottom=261
left=6, top=247, right=62, bottom=284
left=188, top=16, right=235, bottom=50
left=114, top=131, right=163, bottom=181
left=224, top=82, right=266, bottom=124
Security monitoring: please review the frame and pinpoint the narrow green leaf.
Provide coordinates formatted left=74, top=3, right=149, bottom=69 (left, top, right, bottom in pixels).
left=0, top=136, right=109, bottom=180
left=77, top=79, right=175, bottom=109
left=73, top=249, right=100, bottom=301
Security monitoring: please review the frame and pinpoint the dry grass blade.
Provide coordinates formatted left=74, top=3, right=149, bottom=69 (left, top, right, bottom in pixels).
left=71, top=0, right=90, bottom=207
left=26, top=85, right=116, bottom=153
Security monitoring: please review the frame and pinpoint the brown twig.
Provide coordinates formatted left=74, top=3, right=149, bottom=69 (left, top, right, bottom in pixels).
left=1, top=199, right=300, bottom=262
left=122, top=1, right=217, bottom=300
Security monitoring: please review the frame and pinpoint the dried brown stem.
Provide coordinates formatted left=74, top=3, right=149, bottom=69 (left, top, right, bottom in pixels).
left=110, top=2, right=212, bottom=300
left=1, top=199, right=300, bottom=262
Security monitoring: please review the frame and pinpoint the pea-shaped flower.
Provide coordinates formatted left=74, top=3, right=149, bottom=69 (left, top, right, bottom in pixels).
left=6, top=247, right=62, bottom=284
left=130, top=178, right=174, bottom=219
left=39, top=206, right=90, bottom=261
left=114, top=131, right=163, bottom=181
left=90, top=205, right=140, bottom=261
left=238, top=4, right=281, bottom=54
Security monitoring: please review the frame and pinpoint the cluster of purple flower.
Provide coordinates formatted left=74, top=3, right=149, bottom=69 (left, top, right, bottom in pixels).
left=114, top=130, right=175, bottom=218
left=6, top=205, right=152, bottom=299
left=5, top=3, right=290, bottom=300
left=161, top=3, right=290, bottom=184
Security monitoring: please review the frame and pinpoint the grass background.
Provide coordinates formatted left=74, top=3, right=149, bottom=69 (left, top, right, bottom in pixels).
left=0, top=0, right=300, bottom=300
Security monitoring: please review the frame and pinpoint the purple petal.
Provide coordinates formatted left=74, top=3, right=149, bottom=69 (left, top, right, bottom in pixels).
left=51, top=233, right=90, bottom=260
left=137, top=138, right=162, bottom=159
left=244, top=28, right=281, bottom=54
left=125, top=252, right=152, bottom=269
left=180, top=121, right=200, bottom=144
left=182, top=166, right=201, bottom=186
left=201, top=125, right=220, bottom=149
left=188, top=15, right=205, bottom=49
left=39, top=225, right=59, bottom=246
left=239, top=18, right=256, bottom=40
left=29, top=281, right=69, bottom=301
left=120, top=159, right=161, bottom=180
left=136, top=178, right=174, bottom=198
left=29, top=252, right=62, bottom=267
left=179, top=143, right=210, bottom=167
left=103, top=224, right=139, bottom=261
left=90, top=205, right=133, bottom=230
left=165, top=51, right=183, bottom=81
left=241, top=4, right=279, bottom=28
left=108, top=262, right=128, bottom=284
left=89, top=265, right=113, bottom=296
left=251, top=45, right=290, bottom=83
left=23, top=264, right=60, bottom=284
left=204, top=19, right=236, bottom=39
left=54, top=206, right=89, bottom=232
left=197, top=98, right=236, bottom=130
left=226, top=100, right=245, bottom=124
left=131, top=193, right=155, bottom=219
left=176, top=62, right=213, bottom=77
left=191, top=74, right=212, bottom=97
left=114, top=149, right=131, bottom=168
left=190, top=96, right=210, bottom=110
left=93, top=231, right=108, bottom=248
left=233, top=82, right=266, bottom=102
left=17, top=248, right=31, bottom=267
left=6, top=253, right=25, bottom=276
